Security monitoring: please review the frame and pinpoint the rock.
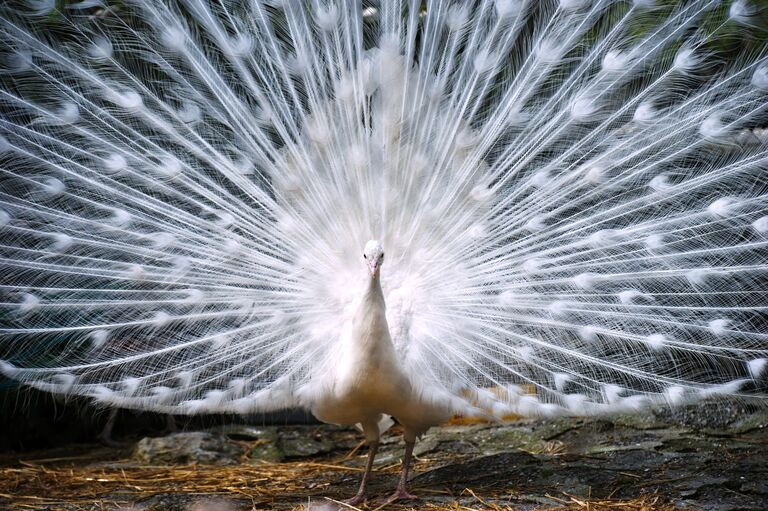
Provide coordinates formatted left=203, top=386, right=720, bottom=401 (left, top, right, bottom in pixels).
left=730, top=409, right=768, bottom=435
left=584, top=439, right=663, bottom=454
left=133, top=432, right=243, bottom=465
left=677, top=475, right=731, bottom=497
left=475, top=424, right=550, bottom=454
left=414, top=435, right=440, bottom=456
left=212, top=424, right=278, bottom=441
left=412, top=451, right=540, bottom=488
left=654, top=401, right=759, bottom=431
left=465, top=419, right=577, bottom=455
left=531, top=418, right=583, bottom=440
left=245, top=428, right=284, bottom=463
left=374, top=435, right=441, bottom=465
left=279, top=430, right=335, bottom=458
left=741, top=481, right=768, bottom=495
left=612, top=412, right=669, bottom=430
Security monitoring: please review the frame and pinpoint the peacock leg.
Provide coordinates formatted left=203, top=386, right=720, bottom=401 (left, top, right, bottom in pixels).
left=380, top=440, right=418, bottom=503
left=343, top=440, right=379, bottom=505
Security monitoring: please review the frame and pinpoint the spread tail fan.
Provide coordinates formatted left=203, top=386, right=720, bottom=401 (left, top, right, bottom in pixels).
left=1, top=0, right=767, bottom=418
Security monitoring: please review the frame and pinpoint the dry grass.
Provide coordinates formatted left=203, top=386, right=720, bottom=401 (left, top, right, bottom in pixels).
left=0, top=446, right=686, bottom=511
left=0, top=459, right=345, bottom=509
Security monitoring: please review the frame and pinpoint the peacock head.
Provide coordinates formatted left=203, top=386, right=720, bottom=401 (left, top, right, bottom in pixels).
left=363, top=240, right=384, bottom=278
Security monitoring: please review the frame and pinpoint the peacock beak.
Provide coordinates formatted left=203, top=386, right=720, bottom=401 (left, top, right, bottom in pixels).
left=368, top=258, right=381, bottom=277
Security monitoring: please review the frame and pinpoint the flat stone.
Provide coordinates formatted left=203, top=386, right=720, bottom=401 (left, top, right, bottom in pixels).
left=677, top=475, right=731, bottom=497
left=414, top=435, right=440, bottom=456
left=245, top=427, right=284, bottom=463
left=654, top=401, right=758, bottom=431
left=612, top=412, right=669, bottom=430
left=212, top=424, right=279, bottom=441
left=373, top=435, right=442, bottom=465
left=729, top=409, right=768, bottom=435
left=476, top=426, right=549, bottom=454
left=133, top=432, right=243, bottom=465
left=412, top=451, right=541, bottom=487
left=532, top=417, right=584, bottom=440
left=464, top=419, right=584, bottom=455
left=584, top=439, right=663, bottom=454
left=280, top=432, right=335, bottom=458
left=741, top=481, right=768, bottom=495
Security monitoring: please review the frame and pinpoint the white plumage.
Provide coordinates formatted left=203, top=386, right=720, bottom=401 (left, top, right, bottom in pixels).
left=1, top=0, right=768, bottom=502
left=310, top=240, right=452, bottom=502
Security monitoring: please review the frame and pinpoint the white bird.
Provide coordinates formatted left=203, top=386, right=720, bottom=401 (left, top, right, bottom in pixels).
left=0, top=0, right=767, bottom=504
left=311, top=240, right=452, bottom=503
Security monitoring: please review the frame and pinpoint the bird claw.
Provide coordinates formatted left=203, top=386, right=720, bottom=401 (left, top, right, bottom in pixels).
left=376, top=489, right=418, bottom=506
left=340, top=494, right=367, bottom=507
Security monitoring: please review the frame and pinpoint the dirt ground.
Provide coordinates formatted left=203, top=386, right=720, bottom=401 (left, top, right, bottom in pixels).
left=1, top=403, right=766, bottom=511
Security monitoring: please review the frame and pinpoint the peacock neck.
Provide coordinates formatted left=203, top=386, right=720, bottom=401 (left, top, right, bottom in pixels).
left=347, top=272, right=395, bottom=374
left=365, top=274, right=384, bottom=304
left=355, top=273, right=386, bottom=328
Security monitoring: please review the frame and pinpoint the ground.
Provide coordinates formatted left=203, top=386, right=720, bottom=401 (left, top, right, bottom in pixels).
left=0, top=403, right=766, bottom=511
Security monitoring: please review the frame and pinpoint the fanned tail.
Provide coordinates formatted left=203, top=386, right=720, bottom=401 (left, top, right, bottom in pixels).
left=0, top=1, right=766, bottom=417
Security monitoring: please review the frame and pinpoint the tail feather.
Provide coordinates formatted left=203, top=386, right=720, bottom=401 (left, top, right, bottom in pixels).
left=0, top=1, right=766, bottom=417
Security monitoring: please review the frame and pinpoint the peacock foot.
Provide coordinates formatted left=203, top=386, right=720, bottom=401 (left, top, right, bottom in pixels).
left=376, top=488, right=418, bottom=505
left=340, top=493, right=367, bottom=506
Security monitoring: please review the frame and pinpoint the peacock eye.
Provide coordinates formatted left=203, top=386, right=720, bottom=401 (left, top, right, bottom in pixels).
left=363, top=254, right=367, bottom=259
